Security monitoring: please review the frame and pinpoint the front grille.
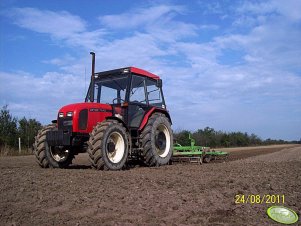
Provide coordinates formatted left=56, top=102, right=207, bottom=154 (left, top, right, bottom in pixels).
left=78, top=109, right=88, bottom=130
left=63, top=120, right=72, bottom=127
left=46, top=130, right=71, bottom=146
left=58, top=116, right=73, bottom=131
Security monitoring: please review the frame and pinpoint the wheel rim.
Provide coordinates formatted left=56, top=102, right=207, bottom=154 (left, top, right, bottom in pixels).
left=155, top=124, right=171, bottom=158
left=106, top=131, right=125, bottom=163
left=50, top=146, right=70, bottom=162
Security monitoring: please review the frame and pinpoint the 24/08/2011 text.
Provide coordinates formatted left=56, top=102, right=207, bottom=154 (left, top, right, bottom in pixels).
left=235, top=194, right=285, bottom=204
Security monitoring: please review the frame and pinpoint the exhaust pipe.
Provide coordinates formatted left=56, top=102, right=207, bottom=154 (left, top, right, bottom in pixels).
left=90, top=52, right=95, bottom=102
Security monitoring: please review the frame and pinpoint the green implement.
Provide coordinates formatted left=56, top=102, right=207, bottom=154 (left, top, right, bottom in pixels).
left=172, top=134, right=228, bottom=164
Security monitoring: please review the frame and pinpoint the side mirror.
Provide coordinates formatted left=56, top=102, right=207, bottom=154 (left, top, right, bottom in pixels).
left=157, top=79, right=162, bottom=88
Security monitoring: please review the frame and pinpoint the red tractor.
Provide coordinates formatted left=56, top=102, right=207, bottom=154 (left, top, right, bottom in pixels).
left=34, top=52, right=173, bottom=170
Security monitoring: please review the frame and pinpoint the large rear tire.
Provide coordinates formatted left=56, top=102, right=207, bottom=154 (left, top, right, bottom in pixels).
left=141, top=113, right=173, bottom=166
left=33, top=125, right=73, bottom=168
left=87, top=120, right=129, bottom=170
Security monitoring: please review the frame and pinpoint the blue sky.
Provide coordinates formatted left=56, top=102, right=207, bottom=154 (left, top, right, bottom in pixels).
left=0, top=0, right=300, bottom=140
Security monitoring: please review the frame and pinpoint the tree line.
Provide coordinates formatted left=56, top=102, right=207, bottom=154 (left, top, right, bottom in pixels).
left=0, top=105, right=42, bottom=151
left=174, top=127, right=300, bottom=148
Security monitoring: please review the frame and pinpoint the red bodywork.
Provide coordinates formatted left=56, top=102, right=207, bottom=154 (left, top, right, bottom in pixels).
left=59, top=103, right=118, bottom=133
left=139, top=107, right=156, bottom=130
left=130, top=67, right=160, bottom=80
left=138, top=107, right=172, bottom=130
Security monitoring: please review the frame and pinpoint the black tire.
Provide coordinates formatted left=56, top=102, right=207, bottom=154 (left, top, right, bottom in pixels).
left=87, top=120, right=129, bottom=170
left=33, top=124, right=73, bottom=168
left=141, top=113, right=173, bottom=166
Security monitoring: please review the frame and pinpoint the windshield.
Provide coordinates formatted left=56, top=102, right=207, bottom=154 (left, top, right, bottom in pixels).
left=86, top=74, right=128, bottom=104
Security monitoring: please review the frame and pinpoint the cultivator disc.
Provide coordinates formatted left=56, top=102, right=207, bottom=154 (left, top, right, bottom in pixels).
left=171, top=156, right=203, bottom=165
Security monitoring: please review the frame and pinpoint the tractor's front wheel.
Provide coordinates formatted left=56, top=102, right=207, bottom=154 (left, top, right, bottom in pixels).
left=87, top=120, right=129, bottom=170
left=141, top=113, right=173, bottom=166
left=33, top=124, right=73, bottom=168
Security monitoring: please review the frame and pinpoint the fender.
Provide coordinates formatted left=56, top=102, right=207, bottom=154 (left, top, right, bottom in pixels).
left=139, top=107, right=172, bottom=131
left=105, top=116, right=129, bottom=131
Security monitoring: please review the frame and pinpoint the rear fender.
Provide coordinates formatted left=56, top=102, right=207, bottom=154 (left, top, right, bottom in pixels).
left=138, top=108, right=172, bottom=131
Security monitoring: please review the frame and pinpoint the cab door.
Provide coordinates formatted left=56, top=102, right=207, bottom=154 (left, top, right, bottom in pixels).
left=127, top=74, right=151, bottom=128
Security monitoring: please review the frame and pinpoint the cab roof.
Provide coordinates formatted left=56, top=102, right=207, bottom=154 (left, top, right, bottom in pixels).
left=95, top=67, right=160, bottom=80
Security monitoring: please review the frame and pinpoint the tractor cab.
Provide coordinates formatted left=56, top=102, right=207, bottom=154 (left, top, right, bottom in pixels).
left=85, top=66, right=166, bottom=129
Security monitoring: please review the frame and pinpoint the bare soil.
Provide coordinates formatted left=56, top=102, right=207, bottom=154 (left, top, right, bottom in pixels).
left=0, top=144, right=300, bottom=226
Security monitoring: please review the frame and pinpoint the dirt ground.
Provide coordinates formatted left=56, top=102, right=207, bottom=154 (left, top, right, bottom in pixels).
left=0, top=144, right=300, bottom=226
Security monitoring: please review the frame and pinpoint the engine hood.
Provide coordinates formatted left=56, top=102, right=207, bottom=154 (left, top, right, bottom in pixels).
left=57, top=102, right=114, bottom=133
left=58, top=102, right=112, bottom=117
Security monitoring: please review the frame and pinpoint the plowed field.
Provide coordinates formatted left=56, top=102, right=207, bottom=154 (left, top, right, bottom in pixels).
left=0, top=144, right=300, bottom=225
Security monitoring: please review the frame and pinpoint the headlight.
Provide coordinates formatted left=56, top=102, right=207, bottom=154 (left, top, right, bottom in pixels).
left=67, top=112, right=73, bottom=117
left=58, top=112, right=64, bottom=118
left=123, top=68, right=129, bottom=73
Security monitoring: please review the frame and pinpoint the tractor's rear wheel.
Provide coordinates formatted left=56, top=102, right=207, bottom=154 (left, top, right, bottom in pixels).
left=141, top=113, right=173, bottom=166
left=87, top=120, right=129, bottom=170
left=33, top=124, right=73, bottom=168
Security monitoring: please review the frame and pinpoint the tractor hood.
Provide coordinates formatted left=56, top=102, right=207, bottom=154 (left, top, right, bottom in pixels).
left=57, top=102, right=113, bottom=133
left=58, top=102, right=112, bottom=117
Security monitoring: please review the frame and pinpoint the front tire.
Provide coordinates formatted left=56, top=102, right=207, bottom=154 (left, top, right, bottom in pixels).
left=87, top=120, right=129, bottom=170
left=33, top=124, right=73, bottom=168
left=141, top=113, right=173, bottom=166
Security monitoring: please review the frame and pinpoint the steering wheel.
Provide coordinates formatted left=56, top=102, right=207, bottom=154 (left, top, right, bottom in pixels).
left=112, top=98, right=125, bottom=104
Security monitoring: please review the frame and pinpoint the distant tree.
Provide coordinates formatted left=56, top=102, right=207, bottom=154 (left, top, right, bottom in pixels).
left=0, top=105, right=43, bottom=152
left=18, top=117, right=42, bottom=150
left=174, top=127, right=289, bottom=148
left=174, top=130, right=191, bottom=146
left=0, top=105, right=18, bottom=148
left=193, top=127, right=217, bottom=147
left=192, top=130, right=204, bottom=146
left=249, top=133, right=262, bottom=146
left=203, top=127, right=217, bottom=147
left=221, top=134, right=231, bottom=147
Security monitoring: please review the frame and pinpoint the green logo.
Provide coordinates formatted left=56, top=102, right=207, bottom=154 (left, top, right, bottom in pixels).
left=267, top=206, right=299, bottom=224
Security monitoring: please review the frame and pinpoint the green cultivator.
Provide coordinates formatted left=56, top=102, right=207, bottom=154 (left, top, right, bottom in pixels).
left=172, top=134, right=228, bottom=164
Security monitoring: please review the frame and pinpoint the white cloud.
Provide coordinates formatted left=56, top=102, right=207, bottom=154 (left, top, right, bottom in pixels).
left=0, top=71, right=86, bottom=123
left=6, top=7, right=106, bottom=49
left=43, top=54, right=76, bottom=66
left=237, top=0, right=301, bottom=21
left=274, top=0, right=301, bottom=21
left=9, top=7, right=86, bottom=38
left=99, top=5, right=185, bottom=29
left=99, top=4, right=197, bottom=43
left=199, top=24, right=219, bottom=30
